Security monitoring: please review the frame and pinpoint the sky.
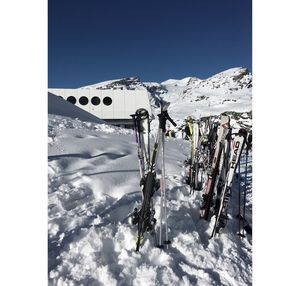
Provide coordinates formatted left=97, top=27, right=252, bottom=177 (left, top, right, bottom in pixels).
left=48, top=0, right=252, bottom=88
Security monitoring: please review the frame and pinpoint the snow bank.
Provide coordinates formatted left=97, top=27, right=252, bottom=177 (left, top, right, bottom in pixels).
left=48, top=114, right=252, bottom=286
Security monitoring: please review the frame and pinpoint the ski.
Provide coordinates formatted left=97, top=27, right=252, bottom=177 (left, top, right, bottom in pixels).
left=190, top=117, right=211, bottom=193
left=200, top=114, right=231, bottom=220
left=189, top=119, right=200, bottom=193
left=157, top=104, right=177, bottom=248
left=211, top=128, right=247, bottom=237
left=196, top=117, right=213, bottom=193
left=184, top=117, right=209, bottom=194
left=184, top=117, right=194, bottom=186
left=213, top=127, right=232, bottom=216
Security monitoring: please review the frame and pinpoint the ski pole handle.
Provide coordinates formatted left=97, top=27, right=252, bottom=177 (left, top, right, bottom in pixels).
left=164, top=111, right=177, bottom=127
left=158, top=110, right=177, bottom=132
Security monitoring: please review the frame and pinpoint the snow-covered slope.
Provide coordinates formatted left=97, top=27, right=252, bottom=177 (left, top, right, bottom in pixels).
left=160, top=67, right=252, bottom=124
left=48, top=72, right=252, bottom=285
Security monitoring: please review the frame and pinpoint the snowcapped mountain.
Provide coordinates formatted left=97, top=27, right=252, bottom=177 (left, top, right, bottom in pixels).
left=81, top=67, right=252, bottom=132
left=159, top=67, right=252, bottom=120
left=81, top=67, right=251, bottom=95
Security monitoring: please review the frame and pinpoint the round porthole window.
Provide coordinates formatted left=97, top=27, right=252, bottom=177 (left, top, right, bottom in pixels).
left=103, top=96, right=112, bottom=106
left=91, top=96, right=101, bottom=105
left=79, top=96, right=89, bottom=105
left=67, top=96, right=76, bottom=104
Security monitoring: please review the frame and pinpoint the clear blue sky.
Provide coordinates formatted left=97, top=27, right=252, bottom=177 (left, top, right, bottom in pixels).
left=48, top=0, right=252, bottom=88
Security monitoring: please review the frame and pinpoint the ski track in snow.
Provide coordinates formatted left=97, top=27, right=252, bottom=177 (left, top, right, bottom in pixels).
left=48, top=114, right=252, bottom=286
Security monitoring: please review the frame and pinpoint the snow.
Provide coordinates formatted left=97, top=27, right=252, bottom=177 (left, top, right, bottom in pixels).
left=48, top=68, right=252, bottom=285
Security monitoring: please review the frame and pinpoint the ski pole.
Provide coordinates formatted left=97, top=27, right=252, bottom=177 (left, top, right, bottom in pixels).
left=162, top=130, right=171, bottom=247
left=242, top=148, right=249, bottom=237
left=237, top=153, right=242, bottom=237
left=161, top=131, right=167, bottom=246
left=159, top=129, right=163, bottom=247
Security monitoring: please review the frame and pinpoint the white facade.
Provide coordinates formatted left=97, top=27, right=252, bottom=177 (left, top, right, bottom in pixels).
left=48, top=88, right=152, bottom=120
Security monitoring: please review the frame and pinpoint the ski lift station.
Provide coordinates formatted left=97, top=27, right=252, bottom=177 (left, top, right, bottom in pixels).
left=48, top=88, right=152, bottom=128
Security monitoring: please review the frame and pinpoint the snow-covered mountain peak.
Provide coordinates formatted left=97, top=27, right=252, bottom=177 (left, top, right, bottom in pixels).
left=207, top=67, right=252, bottom=89
left=209, top=67, right=249, bottom=78
left=161, top=77, right=202, bottom=88
left=186, top=76, right=203, bottom=86
left=81, top=76, right=146, bottom=90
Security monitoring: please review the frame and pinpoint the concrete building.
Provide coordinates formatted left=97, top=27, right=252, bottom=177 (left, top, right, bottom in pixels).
left=48, top=88, right=152, bottom=128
